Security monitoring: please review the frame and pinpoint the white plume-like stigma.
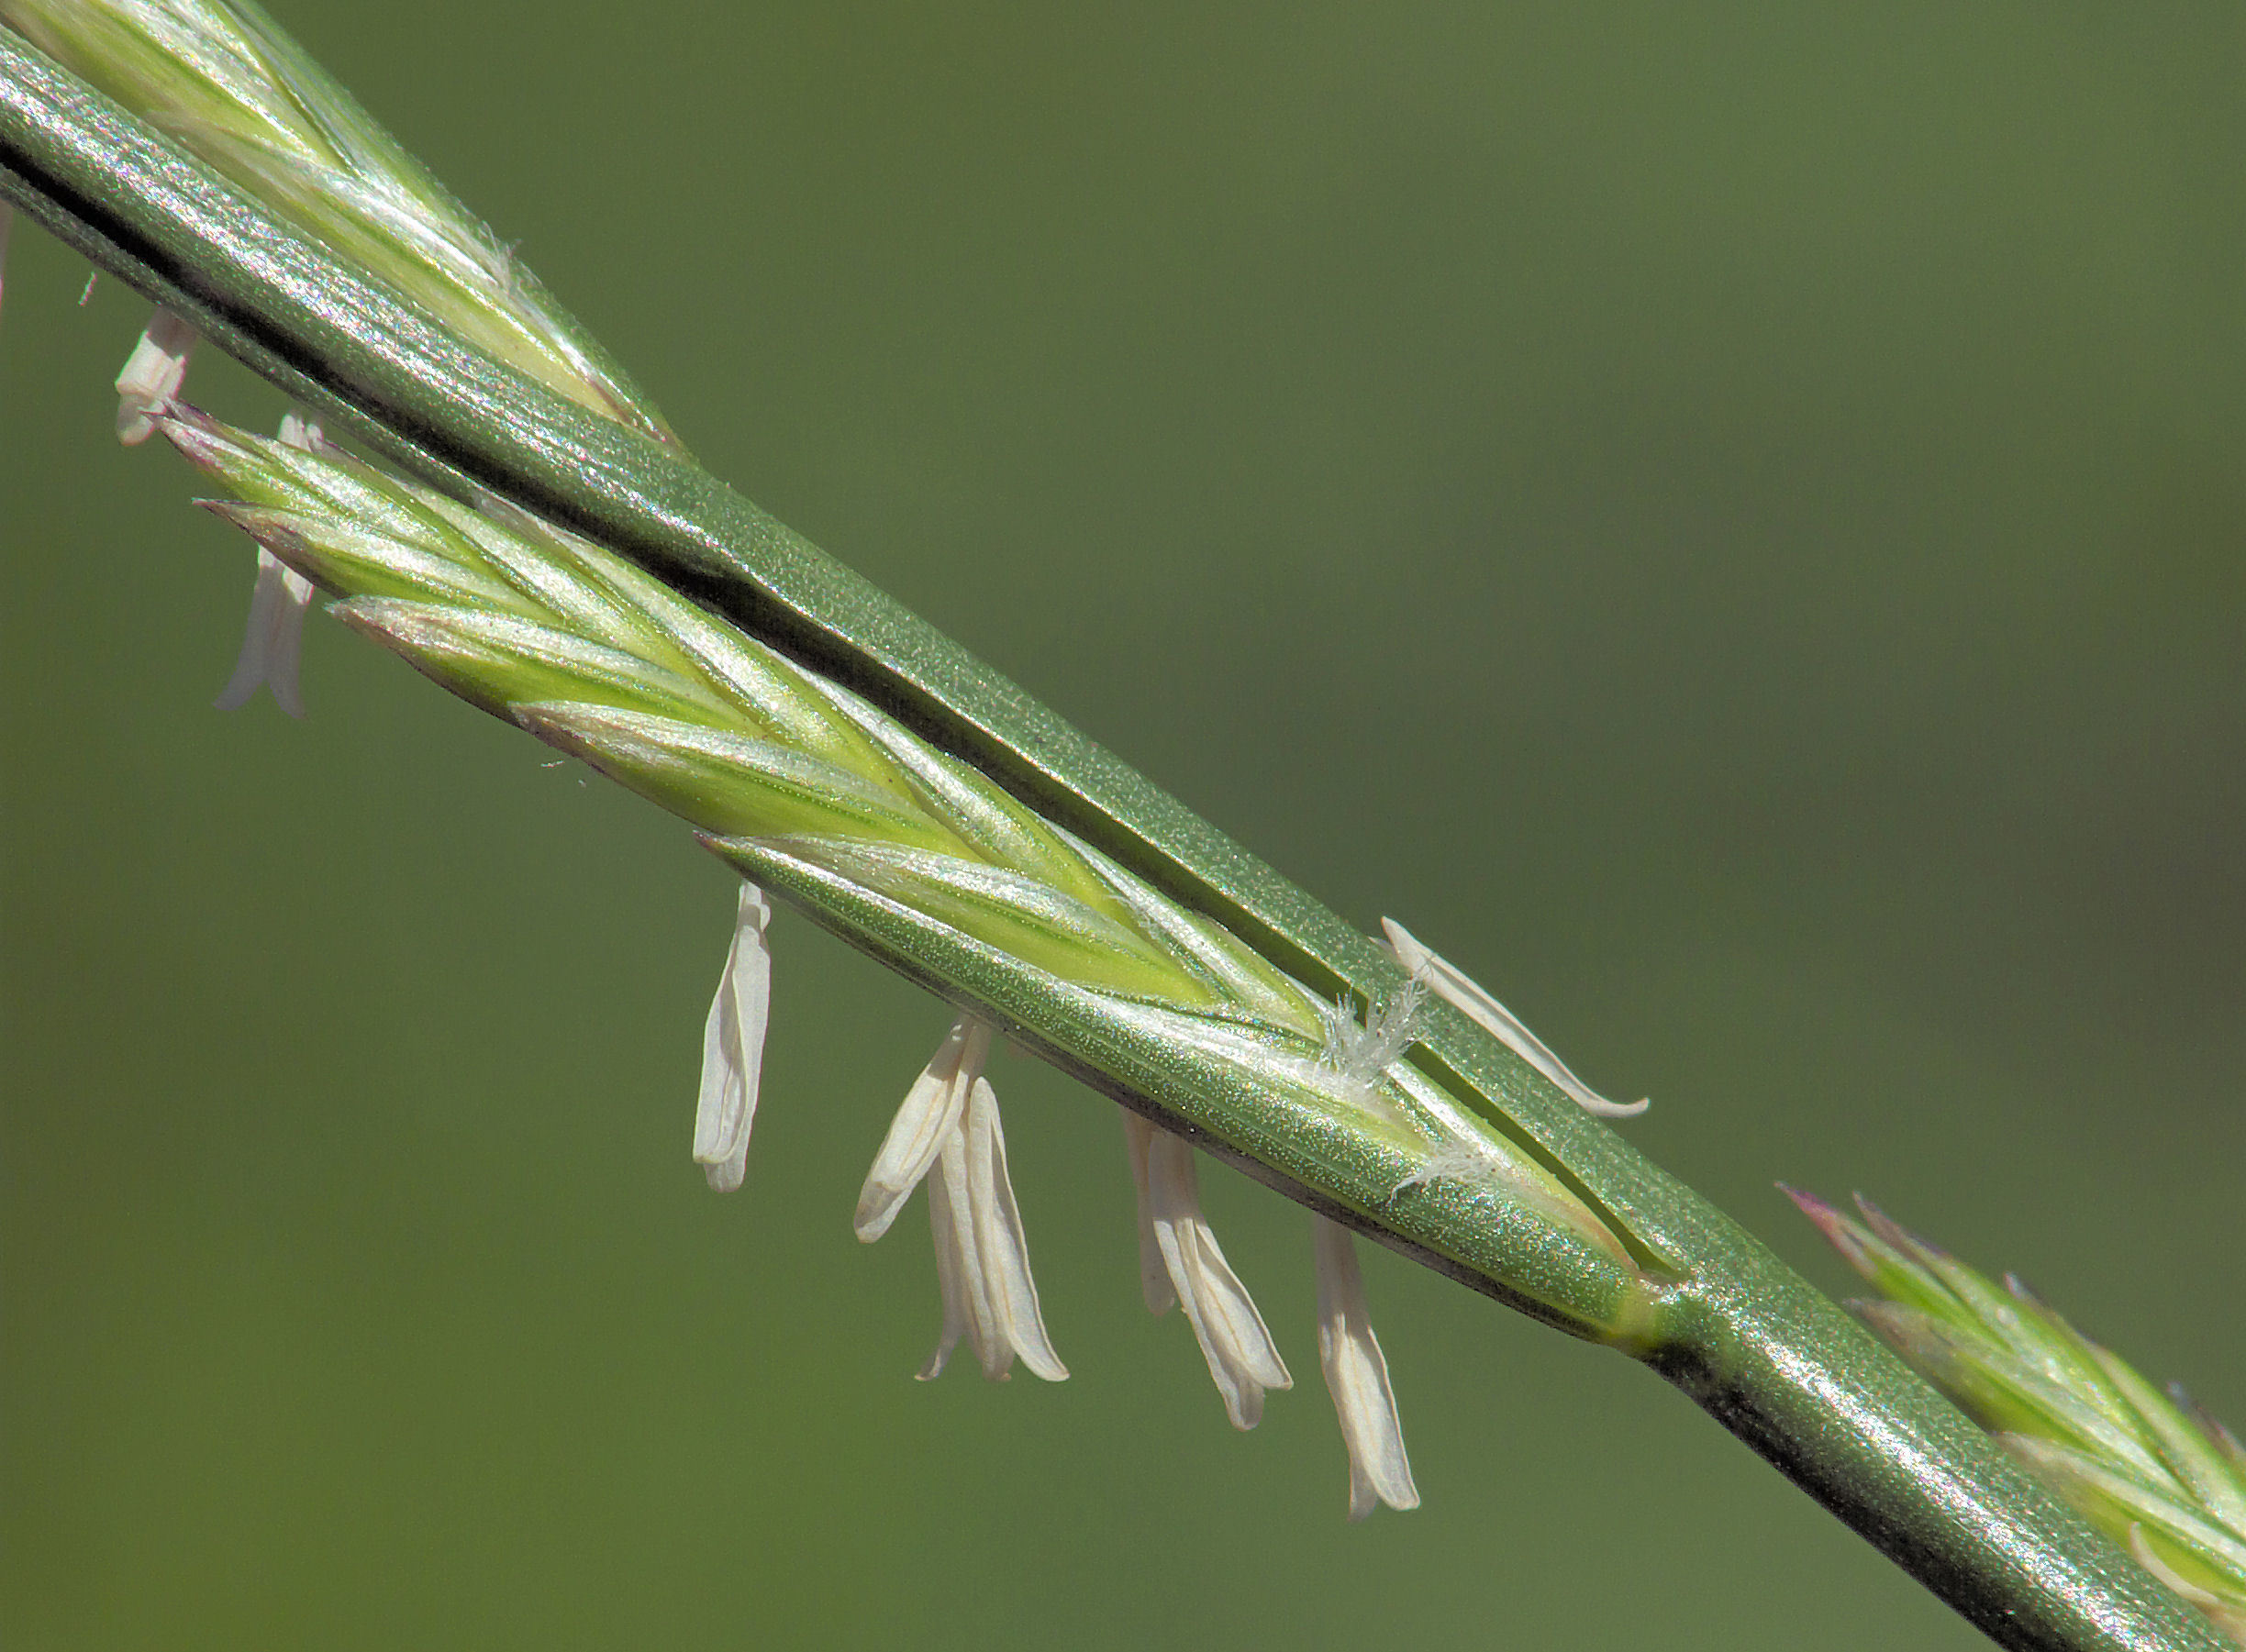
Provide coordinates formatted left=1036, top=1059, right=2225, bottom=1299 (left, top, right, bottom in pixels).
left=213, top=409, right=322, bottom=716
left=1127, top=1112, right=1293, bottom=1429
left=1382, top=917, right=1648, bottom=1117
left=116, top=305, right=196, bottom=444
left=693, top=881, right=773, bottom=1192
left=1318, top=978, right=1426, bottom=1089
left=1314, top=1214, right=1420, bottom=1520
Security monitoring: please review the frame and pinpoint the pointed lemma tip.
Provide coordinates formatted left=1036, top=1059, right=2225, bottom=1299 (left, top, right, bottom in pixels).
left=196, top=498, right=300, bottom=555
left=328, top=598, right=448, bottom=669
left=694, top=829, right=762, bottom=872
left=1784, top=1186, right=1887, bottom=1277
left=1851, top=1193, right=1945, bottom=1261
left=691, top=829, right=745, bottom=871
left=509, top=700, right=565, bottom=740
left=2004, top=1271, right=2052, bottom=1310
left=324, top=594, right=388, bottom=638
left=1849, top=1295, right=1911, bottom=1333
left=509, top=704, right=628, bottom=769
left=1779, top=1182, right=1837, bottom=1223
left=1847, top=1300, right=1944, bottom=1363
left=152, top=404, right=221, bottom=461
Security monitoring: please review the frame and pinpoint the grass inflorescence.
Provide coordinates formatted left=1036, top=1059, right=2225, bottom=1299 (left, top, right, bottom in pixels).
left=1793, top=1190, right=2246, bottom=1646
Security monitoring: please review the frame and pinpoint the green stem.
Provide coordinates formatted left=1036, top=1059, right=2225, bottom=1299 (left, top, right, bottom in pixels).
left=0, top=34, right=2222, bottom=1650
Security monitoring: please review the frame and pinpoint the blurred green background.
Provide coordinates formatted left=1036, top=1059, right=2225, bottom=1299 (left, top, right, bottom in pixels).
left=5, top=3, right=2242, bottom=1646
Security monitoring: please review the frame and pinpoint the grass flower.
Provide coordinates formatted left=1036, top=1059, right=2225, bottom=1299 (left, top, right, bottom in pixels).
left=139, top=398, right=1650, bottom=1438
left=855, top=1016, right=988, bottom=1243
left=1381, top=917, right=1648, bottom=1118
left=851, top=1016, right=1066, bottom=1382
left=1314, top=1214, right=1419, bottom=1520
left=114, top=305, right=194, bottom=445
left=911, top=1024, right=1067, bottom=1383
left=212, top=411, right=321, bottom=716
left=693, top=881, right=773, bottom=1193
left=1124, top=1109, right=1293, bottom=1429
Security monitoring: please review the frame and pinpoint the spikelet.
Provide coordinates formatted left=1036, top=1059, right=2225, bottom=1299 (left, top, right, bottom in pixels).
left=1793, top=1189, right=2246, bottom=1646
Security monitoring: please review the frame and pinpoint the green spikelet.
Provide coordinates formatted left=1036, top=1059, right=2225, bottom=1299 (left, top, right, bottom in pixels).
left=1793, top=1189, right=2246, bottom=1645
left=157, top=403, right=1649, bottom=1332
left=0, top=0, right=676, bottom=442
